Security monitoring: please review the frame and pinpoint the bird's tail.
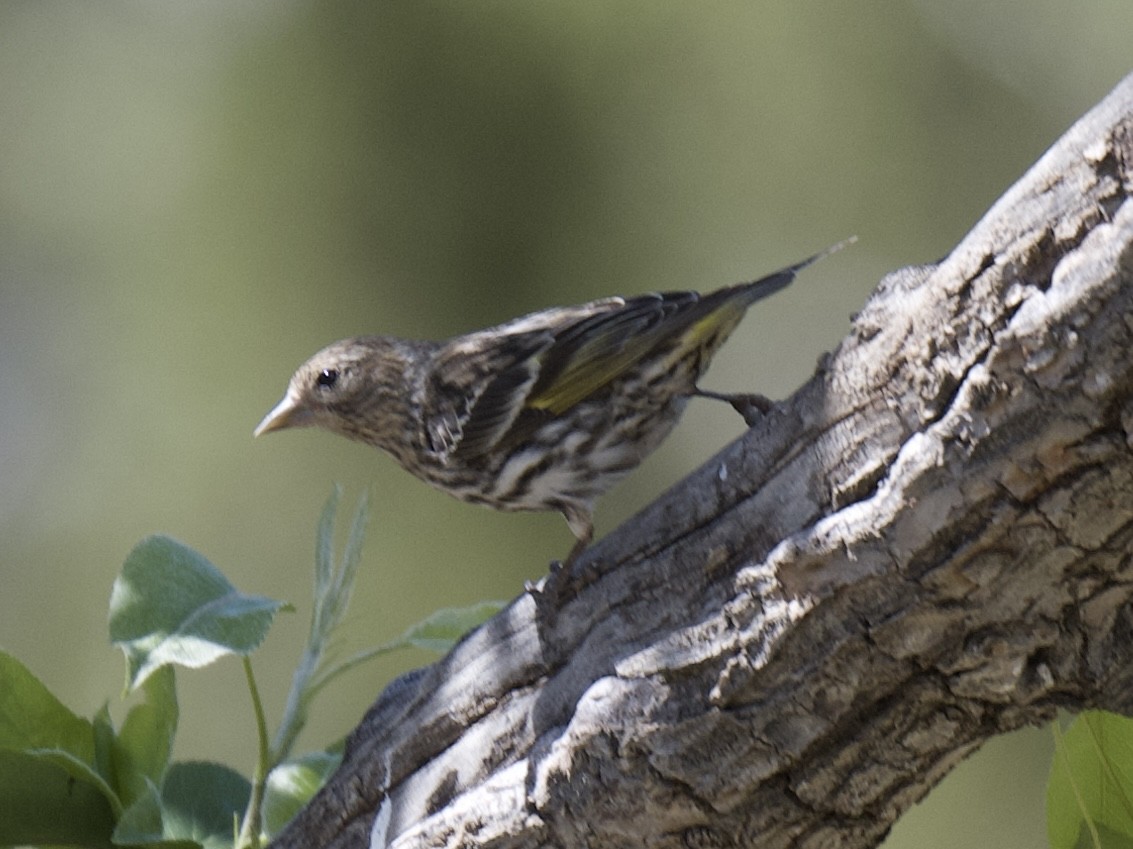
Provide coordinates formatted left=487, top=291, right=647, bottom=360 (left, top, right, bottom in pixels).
left=735, top=235, right=857, bottom=306
left=673, top=236, right=856, bottom=376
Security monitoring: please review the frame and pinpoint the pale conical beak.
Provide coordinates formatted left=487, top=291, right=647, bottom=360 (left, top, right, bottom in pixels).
left=254, top=393, right=313, bottom=437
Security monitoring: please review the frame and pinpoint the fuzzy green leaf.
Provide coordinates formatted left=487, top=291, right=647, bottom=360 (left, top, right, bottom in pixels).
left=162, top=761, right=251, bottom=849
left=398, top=601, right=507, bottom=653
left=0, top=649, right=96, bottom=759
left=113, top=776, right=202, bottom=849
left=0, top=749, right=118, bottom=848
left=0, top=649, right=117, bottom=801
left=114, top=761, right=251, bottom=849
left=113, top=665, right=179, bottom=807
left=262, top=749, right=342, bottom=837
left=110, top=535, right=292, bottom=690
left=0, top=651, right=120, bottom=844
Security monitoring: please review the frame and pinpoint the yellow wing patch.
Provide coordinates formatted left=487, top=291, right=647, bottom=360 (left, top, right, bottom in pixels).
left=526, top=296, right=747, bottom=416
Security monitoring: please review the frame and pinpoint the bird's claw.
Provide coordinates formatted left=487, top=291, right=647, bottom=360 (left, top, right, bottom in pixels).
left=726, top=392, right=775, bottom=426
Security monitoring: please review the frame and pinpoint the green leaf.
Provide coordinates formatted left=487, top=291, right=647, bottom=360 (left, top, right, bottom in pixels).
left=310, top=486, right=369, bottom=644
left=0, top=649, right=96, bottom=759
left=313, top=485, right=340, bottom=604
left=307, top=600, right=507, bottom=698
left=0, top=649, right=119, bottom=803
left=269, top=489, right=369, bottom=764
left=0, top=749, right=118, bottom=848
left=262, top=750, right=342, bottom=837
left=115, top=778, right=173, bottom=845
left=0, top=651, right=120, bottom=845
left=93, top=702, right=117, bottom=789
left=110, top=535, right=292, bottom=691
left=162, top=761, right=252, bottom=849
left=113, top=665, right=179, bottom=807
left=114, top=762, right=251, bottom=849
left=114, top=776, right=203, bottom=849
left=1048, top=711, right=1133, bottom=849
left=28, top=746, right=120, bottom=808
left=398, top=601, right=507, bottom=653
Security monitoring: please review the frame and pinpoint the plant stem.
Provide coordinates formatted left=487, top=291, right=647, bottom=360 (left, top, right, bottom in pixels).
left=237, top=657, right=272, bottom=849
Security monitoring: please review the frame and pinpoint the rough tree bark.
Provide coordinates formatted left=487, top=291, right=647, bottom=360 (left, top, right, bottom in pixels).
left=273, top=74, right=1133, bottom=849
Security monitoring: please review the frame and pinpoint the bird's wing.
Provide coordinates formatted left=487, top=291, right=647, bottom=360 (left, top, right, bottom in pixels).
left=423, top=300, right=625, bottom=459
left=423, top=329, right=553, bottom=460
left=525, top=245, right=849, bottom=417
left=424, top=293, right=708, bottom=461
left=531, top=255, right=824, bottom=415
left=524, top=290, right=698, bottom=415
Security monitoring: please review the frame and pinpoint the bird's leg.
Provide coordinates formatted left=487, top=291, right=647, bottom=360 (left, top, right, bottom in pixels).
left=693, top=387, right=776, bottom=427
left=529, top=506, right=596, bottom=603
left=553, top=506, right=593, bottom=574
left=554, top=534, right=591, bottom=574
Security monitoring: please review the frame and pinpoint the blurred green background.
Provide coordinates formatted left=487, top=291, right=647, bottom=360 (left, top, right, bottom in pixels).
left=1, top=3, right=1128, bottom=845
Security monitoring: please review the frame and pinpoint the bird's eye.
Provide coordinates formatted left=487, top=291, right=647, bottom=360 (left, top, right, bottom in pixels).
left=316, top=368, right=339, bottom=389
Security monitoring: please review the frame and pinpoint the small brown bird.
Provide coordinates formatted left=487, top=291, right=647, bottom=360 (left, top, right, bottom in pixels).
left=256, top=240, right=850, bottom=566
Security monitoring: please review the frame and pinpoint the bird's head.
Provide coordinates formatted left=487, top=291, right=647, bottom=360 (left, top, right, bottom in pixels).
left=254, top=337, right=412, bottom=443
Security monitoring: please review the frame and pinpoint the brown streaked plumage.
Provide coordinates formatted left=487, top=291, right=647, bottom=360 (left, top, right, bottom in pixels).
left=255, top=239, right=852, bottom=566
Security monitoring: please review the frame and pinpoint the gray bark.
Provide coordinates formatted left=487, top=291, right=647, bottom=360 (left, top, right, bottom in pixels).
left=273, top=73, right=1133, bottom=849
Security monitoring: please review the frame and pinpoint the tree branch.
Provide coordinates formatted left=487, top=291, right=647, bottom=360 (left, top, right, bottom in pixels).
left=273, top=72, right=1133, bottom=849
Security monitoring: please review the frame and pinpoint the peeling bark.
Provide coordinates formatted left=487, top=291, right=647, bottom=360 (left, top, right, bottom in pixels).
left=272, top=73, right=1133, bottom=849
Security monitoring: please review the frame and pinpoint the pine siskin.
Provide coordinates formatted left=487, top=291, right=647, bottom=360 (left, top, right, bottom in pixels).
left=255, top=240, right=851, bottom=566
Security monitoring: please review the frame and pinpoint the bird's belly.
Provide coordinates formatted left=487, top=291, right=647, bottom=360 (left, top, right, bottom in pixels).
left=441, top=395, right=688, bottom=514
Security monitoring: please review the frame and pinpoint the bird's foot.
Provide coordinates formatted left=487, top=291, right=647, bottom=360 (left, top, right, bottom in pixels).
left=529, top=549, right=602, bottom=611
left=524, top=557, right=568, bottom=592
left=695, top=388, right=776, bottom=426
left=524, top=558, right=566, bottom=596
